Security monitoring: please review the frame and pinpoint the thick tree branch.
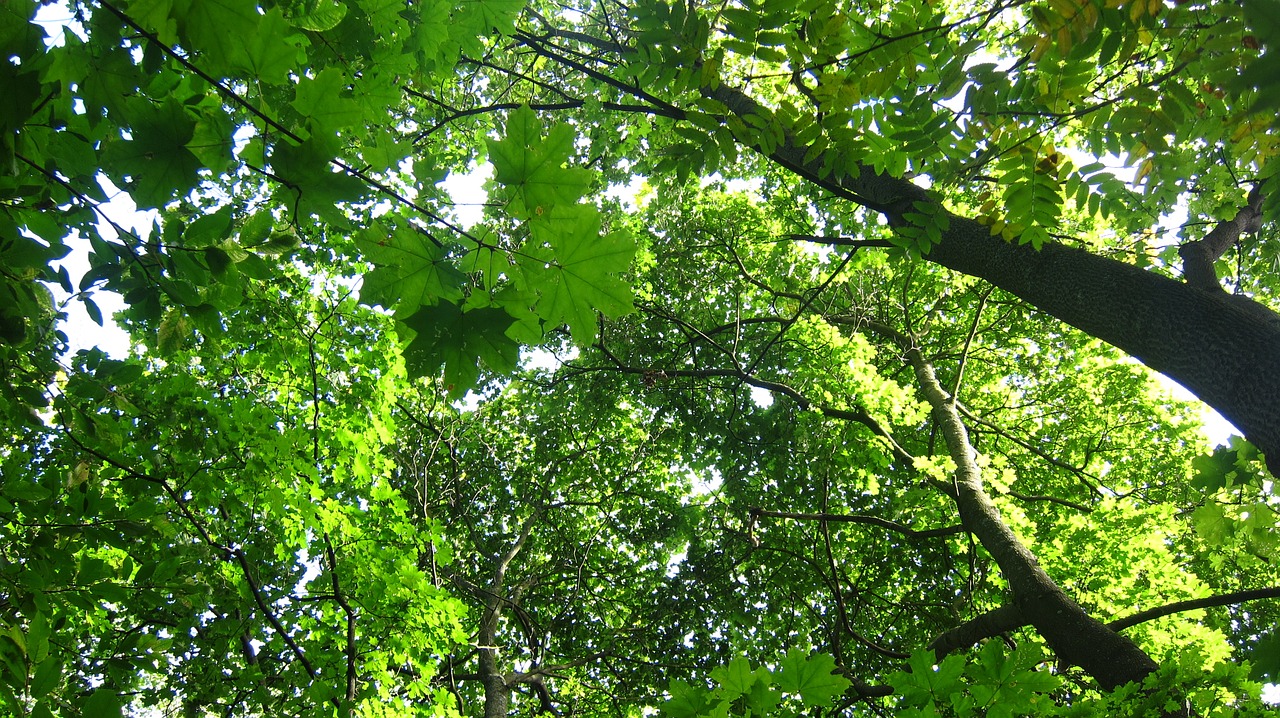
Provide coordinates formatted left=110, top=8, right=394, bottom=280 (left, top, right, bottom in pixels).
left=927, top=604, right=1028, bottom=658
left=901, top=334, right=1161, bottom=691
left=475, top=512, right=540, bottom=718
left=928, top=586, right=1280, bottom=657
left=703, top=82, right=1280, bottom=478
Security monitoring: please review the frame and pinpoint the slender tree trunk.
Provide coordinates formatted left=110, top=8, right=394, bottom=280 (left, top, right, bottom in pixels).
left=476, top=516, right=536, bottom=718
left=899, top=334, right=1161, bottom=690
left=480, top=639, right=510, bottom=718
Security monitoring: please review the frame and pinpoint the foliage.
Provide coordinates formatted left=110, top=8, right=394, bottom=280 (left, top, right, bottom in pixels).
left=886, top=644, right=1062, bottom=717
left=2, top=0, right=1280, bottom=715
left=658, top=651, right=852, bottom=717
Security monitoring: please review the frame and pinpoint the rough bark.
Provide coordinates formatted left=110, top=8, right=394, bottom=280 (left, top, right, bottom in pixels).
left=927, top=604, right=1026, bottom=658
left=922, top=214, right=1280, bottom=476
left=1179, top=186, right=1265, bottom=292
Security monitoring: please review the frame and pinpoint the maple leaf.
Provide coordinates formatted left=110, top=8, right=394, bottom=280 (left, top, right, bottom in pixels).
left=400, top=302, right=519, bottom=393
left=526, top=205, right=635, bottom=343
left=357, top=223, right=466, bottom=315
left=100, top=98, right=201, bottom=209
left=487, top=106, right=593, bottom=220
left=776, top=649, right=852, bottom=707
left=292, top=67, right=364, bottom=133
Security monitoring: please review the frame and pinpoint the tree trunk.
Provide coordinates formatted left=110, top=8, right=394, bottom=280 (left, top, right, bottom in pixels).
left=479, top=610, right=511, bottom=718
left=904, top=340, right=1162, bottom=690
left=923, top=214, right=1280, bottom=475
left=710, top=84, right=1280, bottom=472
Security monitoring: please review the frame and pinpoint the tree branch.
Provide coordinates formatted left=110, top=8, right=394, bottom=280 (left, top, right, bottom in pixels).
left=587, top=332, right=919, bottom=468
left=323, top=535, right=359, bottom=703
left=1108, top=586, right=1280, bottom=632
left=927, top=604, right=1028, bottom=658
left=902, top=332, right=1160, bottom=690
left=749, top=507, right=963, bottom=540
left=1178, top=185, right=1265, bottom=292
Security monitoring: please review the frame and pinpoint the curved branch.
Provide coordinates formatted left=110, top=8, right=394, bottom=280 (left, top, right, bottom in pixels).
left=1004, top=491, right=1093, bottom=514
left=1108, top=586, right=1280, bottom=632
left=323, top=535, right=359, bottom=703
left=1178, top=186, right=1265, bottom=292
left=749, top=507, right=963, bottom=540
left=60, top=429, right=325, bottom=691
left=928, top=586, right=1280, bottom=657
left=903, top=336, right=1160, bottom=690
left=587, top=332, right=918, bottom=468
left=927, top=604, right=1028, bottom=658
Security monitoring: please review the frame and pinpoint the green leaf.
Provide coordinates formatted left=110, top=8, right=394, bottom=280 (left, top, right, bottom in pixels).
left=26, top=612, right=49, bottom=663
left=1192, top=502, right=1232, bottom=546
left=709, top=656, right=757, bottom=700
left=123, top=0, right=180, bottom=46
left=526, top=206, right=635, bottom=343
left=269, top=133, right=370, bottom=223
left=2, top=481, right=52, bottom=502
left=1, top=234, right=71, bottom=272
left=173, top=0, right=260, bottom=75
left=889, top=650, right=967, bottom=707
left=100, top=98, right=201, bottom=209
left=775, top=649, right=852, bottom=707
left=282, top=0, right=348, bottom=31
left=81, top=295, right=103, bottom=326
left=184, top=205, right=234, bottom=246
left=452, top=0, right=524, bottom=38
left=488, top=106, right=594, bottom=220
left=400, top=301, right=519, bottom=393
left=357, top=223, right=467, bottom=314
left=661, top=678, right=716, bottom=718
left=187, top=109, right=236, bottom=175
left=29, top=658, right=61, bottom=699
left=82, top=689, right=123, bottom=717
left=292, top=67, right=364, bottom=132
left=744, top=676, right=783, bottom=715
left=1248, top=627, right=1280, bottom=681
left=1191, top=445, right=1240, bottom=492
left=234, top=7, right=305, bottom=83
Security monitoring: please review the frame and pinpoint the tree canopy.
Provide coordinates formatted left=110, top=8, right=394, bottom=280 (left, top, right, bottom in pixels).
left=4, top=0, right=1280, bottom=715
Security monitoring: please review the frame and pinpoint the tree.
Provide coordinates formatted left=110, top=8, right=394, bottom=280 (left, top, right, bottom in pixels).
left=3, top=0, right=1280, bottom=715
